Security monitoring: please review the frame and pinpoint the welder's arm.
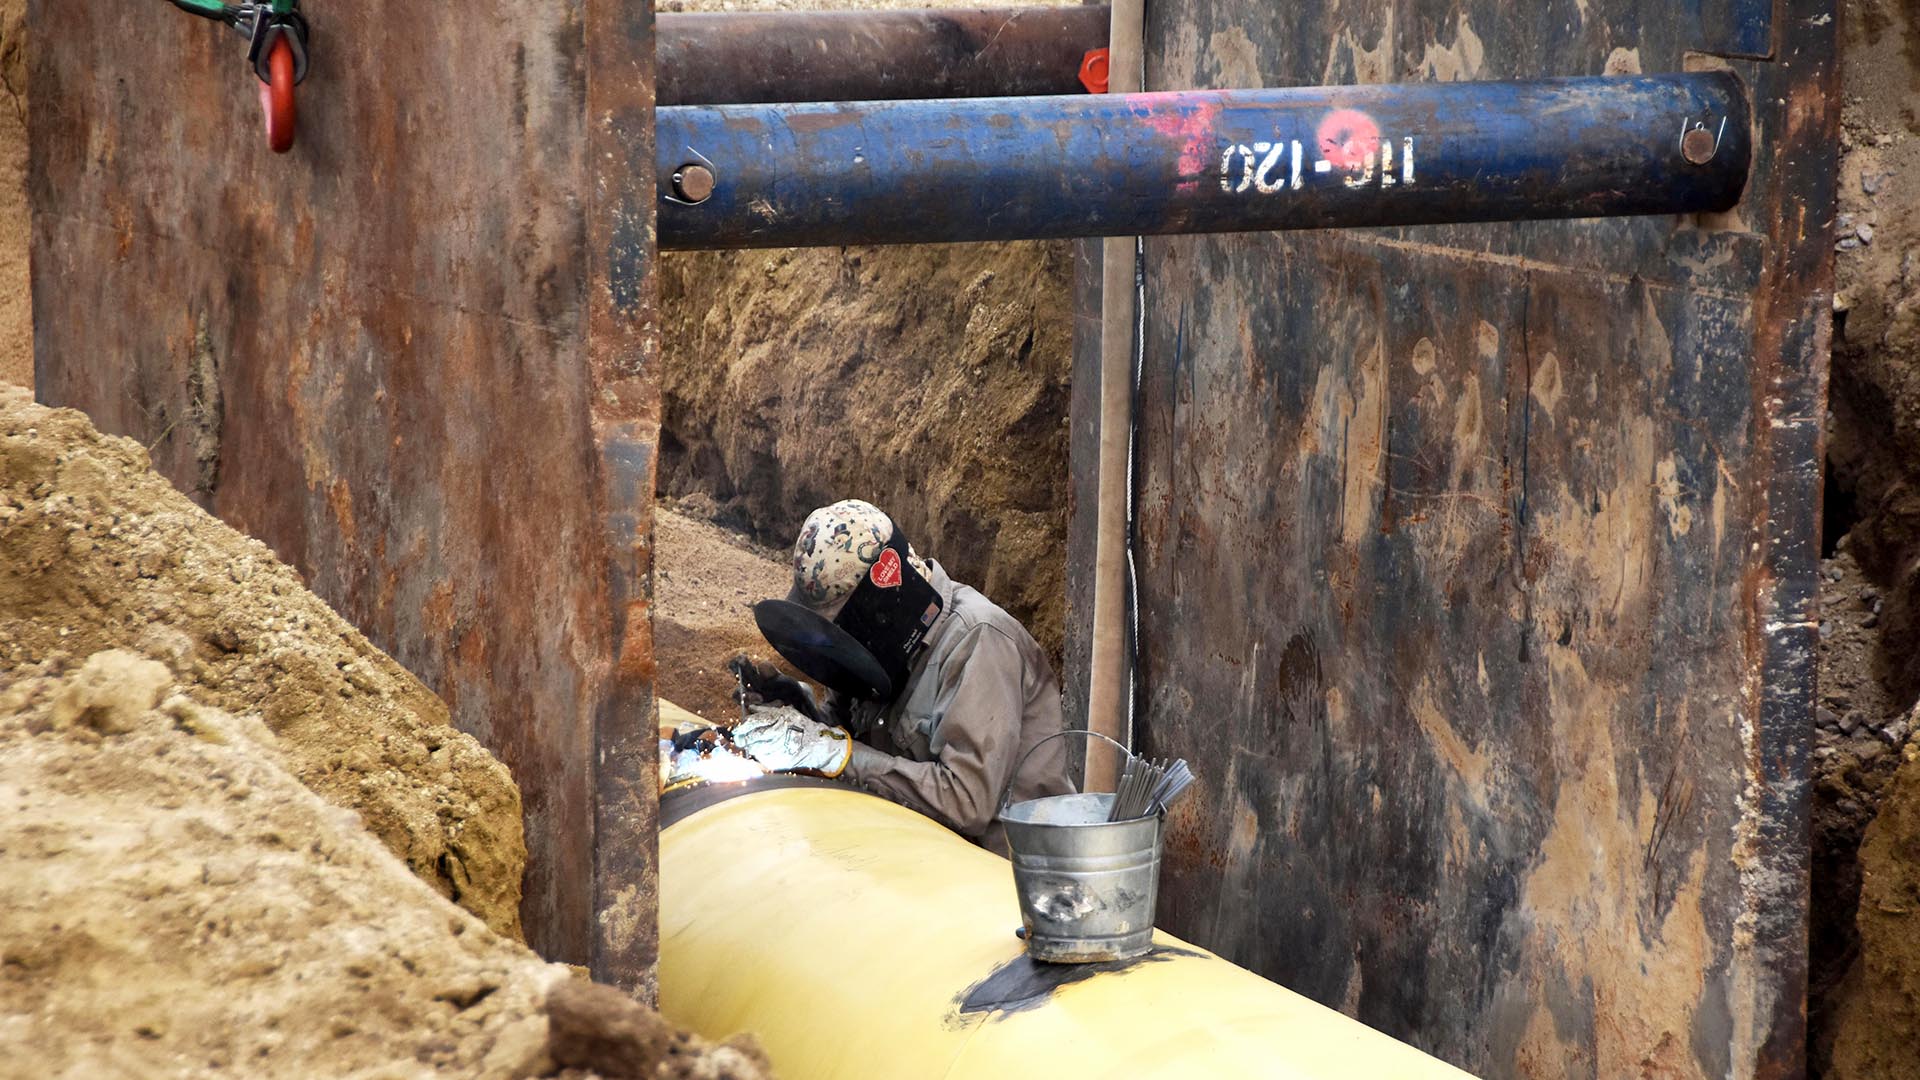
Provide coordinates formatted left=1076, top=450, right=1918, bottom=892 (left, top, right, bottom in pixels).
left=843, top=626, right=1025, bottom=840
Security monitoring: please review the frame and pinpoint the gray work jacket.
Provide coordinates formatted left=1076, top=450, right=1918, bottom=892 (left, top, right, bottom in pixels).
left=836, top=560, right=1073, bottom=854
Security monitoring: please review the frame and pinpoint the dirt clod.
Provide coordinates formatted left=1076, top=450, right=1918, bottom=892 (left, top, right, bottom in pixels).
left=547, top=981, right=770, bottom=1080
left=48, top=649, right=170, bottom=733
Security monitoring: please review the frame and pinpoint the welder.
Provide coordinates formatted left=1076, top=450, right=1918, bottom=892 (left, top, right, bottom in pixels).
left=728, top=499, right=1073, bottom=854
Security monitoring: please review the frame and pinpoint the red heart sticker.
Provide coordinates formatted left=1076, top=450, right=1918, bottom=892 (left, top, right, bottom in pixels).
left=870, top=548, right=903, bottom=588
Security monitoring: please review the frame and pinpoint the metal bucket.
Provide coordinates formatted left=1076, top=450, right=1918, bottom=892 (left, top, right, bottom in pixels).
left=1000, top=731, right=1163, bottom=963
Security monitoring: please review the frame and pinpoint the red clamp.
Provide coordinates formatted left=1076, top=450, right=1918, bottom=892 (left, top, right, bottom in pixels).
left=258, top=36, right=297, bottom=153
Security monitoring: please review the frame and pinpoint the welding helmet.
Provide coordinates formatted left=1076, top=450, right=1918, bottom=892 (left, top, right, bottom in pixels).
left=753, top=500, right=943, bottom=703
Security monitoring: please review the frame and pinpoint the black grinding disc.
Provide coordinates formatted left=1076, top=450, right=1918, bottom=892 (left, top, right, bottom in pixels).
left=752, top=599, right=894, bottom=701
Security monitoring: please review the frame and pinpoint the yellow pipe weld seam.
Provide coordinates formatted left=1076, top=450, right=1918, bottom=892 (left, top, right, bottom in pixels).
left=660, top=780, right=1475, bottom=1079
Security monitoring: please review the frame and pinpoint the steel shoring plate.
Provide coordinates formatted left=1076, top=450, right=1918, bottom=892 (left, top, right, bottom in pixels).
left=1061, top=0, right=1836, bottom=1075
left=29, top=0, right=666, bottom=986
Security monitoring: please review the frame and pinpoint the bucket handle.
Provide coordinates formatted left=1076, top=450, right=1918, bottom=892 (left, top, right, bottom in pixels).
left=997, top=728, right=1132, bottom=816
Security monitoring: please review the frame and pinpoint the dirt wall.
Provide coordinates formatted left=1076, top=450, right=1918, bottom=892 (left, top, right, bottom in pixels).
left=653, top=501, right=796, bottom=721
left=1830, top=740, right=1920, bottom=1079
left=1815, top=0, right=1920, bottom=1073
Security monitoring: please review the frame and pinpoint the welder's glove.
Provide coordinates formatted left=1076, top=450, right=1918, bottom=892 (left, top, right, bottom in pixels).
left=730, top=707, right=854, bottom=777
left=728, top=655, right=822, bottom=722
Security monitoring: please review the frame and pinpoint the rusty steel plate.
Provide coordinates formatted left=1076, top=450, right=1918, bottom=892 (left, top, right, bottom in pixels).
left=29, top=0, right=662, bottom=989
left=1068, top=0, right=1833, bottom=1075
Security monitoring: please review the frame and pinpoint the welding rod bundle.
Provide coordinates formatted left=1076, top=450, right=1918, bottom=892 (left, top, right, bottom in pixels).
left=1109, top=755, right=1196, bottom=821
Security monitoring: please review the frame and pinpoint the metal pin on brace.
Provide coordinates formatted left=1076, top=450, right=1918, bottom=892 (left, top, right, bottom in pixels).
left=1681, top=116, right=1726, bottom=165
left=673, top=163, right=716, bottom=203
left=1682, top=127, right=1717, bottom=165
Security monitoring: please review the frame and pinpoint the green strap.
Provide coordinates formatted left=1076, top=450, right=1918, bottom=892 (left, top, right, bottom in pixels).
left=168, top=0, right=230, bottom=18
left=166, top=0, right=299, bottom=22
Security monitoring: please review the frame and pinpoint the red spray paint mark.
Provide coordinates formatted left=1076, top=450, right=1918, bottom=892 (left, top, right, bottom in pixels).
left=1140, top=94, right=1226, bottom=194
left=1317, top=108, right=1379, bottom=171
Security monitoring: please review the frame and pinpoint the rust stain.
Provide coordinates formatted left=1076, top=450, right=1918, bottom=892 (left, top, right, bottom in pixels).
left=327, top=478, right=357, bottom=549
left=618, top=597, right=659, bottom=683
left=423, top=580, right=457, bottom=637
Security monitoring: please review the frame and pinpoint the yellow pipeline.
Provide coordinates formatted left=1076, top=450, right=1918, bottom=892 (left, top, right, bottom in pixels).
left=659, top=779, right=1474, bottom=1079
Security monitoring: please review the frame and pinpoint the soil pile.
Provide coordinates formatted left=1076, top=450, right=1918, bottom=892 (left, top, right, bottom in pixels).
left=1817, top=1, right=1920, bottom=1070
left=0, top=649, right=768, bottom=1079
left=0, top=387, right=526, bottom=939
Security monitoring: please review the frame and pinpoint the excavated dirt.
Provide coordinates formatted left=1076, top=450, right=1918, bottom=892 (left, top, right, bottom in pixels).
left=0, top=649, right=769, bottom=1080
left=653, top=499, right=798, bottom=722
left=12, top=0, right=1920, bottom=1070
left=0, top=387, right=528, bottom=940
